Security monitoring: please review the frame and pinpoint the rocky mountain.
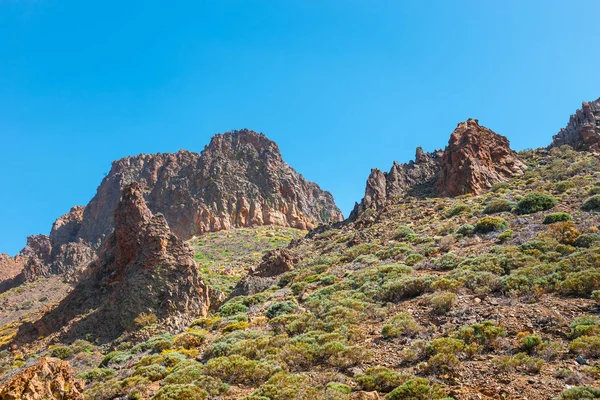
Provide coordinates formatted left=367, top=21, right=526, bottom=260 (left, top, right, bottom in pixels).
left=16, top=183, right=211, bottom=343
left=552, top=97, right=600, bottom=150
left=351, top=119, right=525, bottom=218
left=4, top=129, right=342, bottom=286
left=435, top=119, right=526, bottom=196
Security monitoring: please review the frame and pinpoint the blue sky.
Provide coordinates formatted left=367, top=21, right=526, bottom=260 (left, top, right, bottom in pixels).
left=1, top=1, right=599, bottom=255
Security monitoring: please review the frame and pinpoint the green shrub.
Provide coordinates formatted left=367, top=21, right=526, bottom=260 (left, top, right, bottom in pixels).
left=484, top=199, right=514, bottom=214
left=251, top=372, right=320, bottom=400
left=569, top=335, right=600, bottom=358
left=153, top=384, right=208, bottom=400
left=394, top=225, right=415, bottom=240
left=381, top=313, right=420, bottom=339
left=495, top=352, right=544, bottom=373
left=444, top=203, right=470, bottom=218
left=575, top=234, right=600, bottom=248
left=218, top=301, right=248, bottom=317
left=385, top=377, right=446, bottom=400
left=514, top=193, right=557, bottom=214
left=560, top=270, right=600, bottom=296
left=497, top=230, right=514, bottom=243
left=456, top=224, right=475, bottom=236
left=164, top=363, right=205, bottom=385
left=556, top=386, right=600, bottom=400
left=583, top=195, right=600, bottom=211
left=50, top=345, right=73, bottom=360
left=554, top=180, right=576, bottom=193
left=543, top=212, right=573, bottom=224
left=265, top=301, right=297, bottom=319
left=134, top=364, right=168, bottom=382
left=357, top=366, right=404, bottom=392
left=203, top=355, right=279, bottom=385
left=474, top=217, right=509, bottom=234
left=76, top=368, right=115, bottom=383
left=380, top=275, right=434, bottom=302
left=519, top=334, right=542, bottom=354
left=427, top=292, right=456, bottom=314
left=433, top=253, right=463, bottom=271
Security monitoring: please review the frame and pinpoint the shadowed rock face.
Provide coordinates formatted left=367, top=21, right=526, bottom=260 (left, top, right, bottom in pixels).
left=552, top=98, right=600, bottom=150
left=232, top=248, right=299, bottom=297
left=15, top=183, right=210, bottom=343
left=0, top=357, right=84, bottom=400
left=20, top=129, right=342, bottom=282
left=435, top=119, right=526, bottom=197
left=349, top=147, right=442, bottom=219
left=351, top=119, right=525, bottom=218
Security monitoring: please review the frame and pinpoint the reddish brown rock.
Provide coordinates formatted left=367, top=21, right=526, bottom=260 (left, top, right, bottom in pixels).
left=232, top=248, right=299, bottom=296
left=435, top=119, right=526, bottom=197
left=552, top=98, right=600, bottom=150
left=350, top=147, right=442, bottom=219
left=0, top=255, right=26, bottom=293
left=16, top=183, right=211, bottom=343
left=0, top=357, right=83, bottom=400
left=19, top=129, right=342, bottom=283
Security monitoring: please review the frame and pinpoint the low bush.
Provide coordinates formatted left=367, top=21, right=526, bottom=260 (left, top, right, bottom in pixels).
left=444, top=203, right=470, bottom=218
left=50, top=345, right=73, bottom=360
left=251, top=372, right=320, bottom=400
left=76, top=368, right=115, bottom=383
left=265, top=301, right=297, bottom=319
left=569, top=335, right=600, bottom=358
left=385, top=377, right=447, bottom=400
left=543, top=212, right=573, bottom=224
left=519, top=334, right=542, bottom=354
left=134, top=364, right=168, bottom=381
left=484, top=199, right=514, bottom=214
left=153, top=384, right=208, bottom=400
left=456, top=224, right=475, bottom=236
left=356, top=366, right=404, bottom=392
left=474, top=217, right=509, bottom=234
left=583, top=195, right=600, bottom=211
left=556, top=386, right=600, bottom=400
left=203, top=355, right=279, bottom=385
left=575, top=234, right=600, bottom=248
left=381, top=313, right=420, bottom=339
left=426, top=292, right=456, bottom=314
left=514, top=193, right=557, bottom=214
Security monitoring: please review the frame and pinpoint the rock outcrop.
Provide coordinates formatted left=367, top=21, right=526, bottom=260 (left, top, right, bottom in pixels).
left=552, top=98, right=600, bottom=150
left=435, top=119, right=526, bottom=197
left=351, top=119, right=525, bottom=218
left=20, top=129, right=342, bottom=282
left=0, top=357, right=83, bottom=400
left=350, top=147, right=442, bottom=219
left=0, top=255, right=26, bottom=293
left=16, top=183, right=211, bottom=343
left=232, top=248, right=298, bottom=296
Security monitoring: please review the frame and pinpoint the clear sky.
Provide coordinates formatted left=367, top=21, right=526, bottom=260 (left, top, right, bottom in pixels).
left=1, top=1, right=599, bottom=256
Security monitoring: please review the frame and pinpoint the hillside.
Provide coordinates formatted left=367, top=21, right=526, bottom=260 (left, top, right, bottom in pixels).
left=2, top=100, right=600, bottom=399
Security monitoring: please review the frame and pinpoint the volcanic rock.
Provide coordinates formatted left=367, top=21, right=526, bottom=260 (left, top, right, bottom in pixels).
left=0, top=357, right=83, bottom=400
left=20, top=129, right=342, bottom=282
left=552, top=98, right=600, bottom=150
left=349, top=147, right=442, bottom=219
left=0, top=255, right=26, bottom=293
left=232, top=248, right=299, bottom=296
left=435, top=119, right=526, bottom=197
left=16, top=183, right=211, bottom=342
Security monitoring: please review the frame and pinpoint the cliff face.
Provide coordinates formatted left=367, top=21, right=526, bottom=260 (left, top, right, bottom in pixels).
left=350, top=147, right=442, bottom=218
left=552, top=98, right=600, bottom=150
left=17, top=183, right=211, bottom=343
left=351, top=119, right=525, bottom=218
left=20, top=129, right=343, bottom=282
left=435, top=119, right=526, bottom=197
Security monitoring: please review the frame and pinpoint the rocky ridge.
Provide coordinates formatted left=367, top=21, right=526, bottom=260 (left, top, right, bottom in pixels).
left=552, top=98, right=600, bottom=150
left=14, top=129, right=342, bottom=284
left=0, top=357, right=83, bottom=400
left=16, top=183, right=211, bottom=343
left=435, top=119, right=526, bottom=197
left=352, top=119, right=525, bottom=218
